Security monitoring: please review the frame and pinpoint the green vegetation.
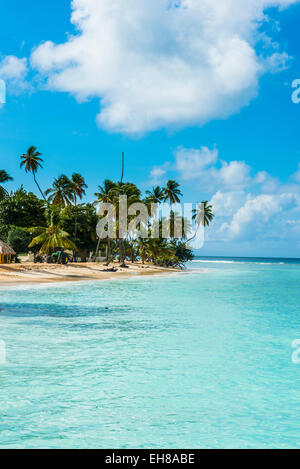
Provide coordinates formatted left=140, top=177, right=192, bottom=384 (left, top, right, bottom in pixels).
left=7, top=227, right=31, bottom=254
left=0, top=170, right=13, bottom=201
left=0, top=146, right=214, bottom=266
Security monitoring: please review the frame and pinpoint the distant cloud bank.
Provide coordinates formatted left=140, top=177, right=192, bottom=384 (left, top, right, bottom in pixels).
left=149, top=144, right=300, bottom=246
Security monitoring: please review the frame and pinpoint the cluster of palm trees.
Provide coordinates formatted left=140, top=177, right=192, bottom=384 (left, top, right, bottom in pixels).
left=19, top=146, right=89, bottom=257
left=0, top=145, right=215, bottom=266
left=94, top=180, right=184, bottom=266
left=94, top=179, right=214, bottom=266
left=20, top=146, right=87, bottom=208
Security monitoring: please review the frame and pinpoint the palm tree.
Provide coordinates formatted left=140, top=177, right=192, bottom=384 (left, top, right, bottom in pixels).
left=20, top=146, right=47, bottom=202
left=145, top=185, right=164, bottom=218
left=28, top=205, right=77, bottom=255
left=187, top=201, right=214, bottom=244
left=94, top=180, right=116, bottom=263
left=28, top=224, right=78, bottom=255
left=0, top=170, right=13, bottom=200
left=145, top=238, right=165, bottom=265
left=145, top=186, right=164, bottom=204
left=192, top=201, right=214, bottom=227
left=45, top=175, right=73, bottom=207
left=71, top=173, right=87, bottom=203
left=70, top=173, right=87, bottom=256
left=109, top=182, right=141, bottom=267
left=162, top=180, right=182, bottom=207
left=136, top=238, right=148, bottom=264
left=94, top=180, right=116, bottom=203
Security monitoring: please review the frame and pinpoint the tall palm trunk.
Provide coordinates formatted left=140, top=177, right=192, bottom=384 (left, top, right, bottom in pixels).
left=106, top=238, right=111, bottom=260
left=130, top=244, right=135, bottom=263
left=74, top=195, right=78, bottom=261
left=94, top=236, right=101, bottom=261
left=105, top=238, right=112, bottom=266
left=119, top=238, right=126, bottom=267
left=33, top=173, right=47, bottom=203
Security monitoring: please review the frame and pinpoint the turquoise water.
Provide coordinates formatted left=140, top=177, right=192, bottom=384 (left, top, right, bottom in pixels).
left=0, top=259, right=299, bottom=448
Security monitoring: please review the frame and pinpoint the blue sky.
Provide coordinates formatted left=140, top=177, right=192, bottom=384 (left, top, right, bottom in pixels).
left=1, top=0, right=300, bottom=257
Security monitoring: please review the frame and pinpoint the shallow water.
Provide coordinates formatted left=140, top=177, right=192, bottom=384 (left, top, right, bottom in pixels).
left=0, top=259, right=299, bottom=448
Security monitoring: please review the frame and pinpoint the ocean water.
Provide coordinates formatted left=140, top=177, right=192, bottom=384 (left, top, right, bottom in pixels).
left=0, top=258, right=299, bottom=449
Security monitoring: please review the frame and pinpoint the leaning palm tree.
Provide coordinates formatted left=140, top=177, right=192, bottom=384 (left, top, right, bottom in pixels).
left=162, top=180, right=182, bottom=207
left=186, top=201, right=215, bottom=244
left=45, top=175, right=73, bottom=208
left=20, top=146, right=46, bottom=201
left=192, top=201, right=214, bottom=227
left=0, top=170, right=13, bottom=200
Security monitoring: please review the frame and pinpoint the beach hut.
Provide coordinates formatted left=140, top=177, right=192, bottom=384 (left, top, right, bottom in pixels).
left=0, top=240, right=16, bottom=264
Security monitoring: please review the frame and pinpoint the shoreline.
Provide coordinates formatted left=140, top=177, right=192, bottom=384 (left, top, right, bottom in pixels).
left=0, top=262, right=181, bottom=287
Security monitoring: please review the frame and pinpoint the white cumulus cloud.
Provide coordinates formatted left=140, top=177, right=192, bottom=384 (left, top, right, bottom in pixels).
left=148, top=145, right=300, bottom=248
left=152, top=145, right=253, bottom=191
left=0, top=55, right=29, bottom=94
left=30, top=0, right=299, bottom=134
left=219, top=192, right=300, bottom=241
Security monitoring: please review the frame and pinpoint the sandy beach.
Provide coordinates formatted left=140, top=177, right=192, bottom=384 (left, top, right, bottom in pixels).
left=0, top=262, right=178, bottom=286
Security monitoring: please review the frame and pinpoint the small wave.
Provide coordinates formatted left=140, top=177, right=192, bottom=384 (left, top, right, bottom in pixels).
left=192, top=260, right=288, bottom=266
left=192, top=260, right=235, bottom=264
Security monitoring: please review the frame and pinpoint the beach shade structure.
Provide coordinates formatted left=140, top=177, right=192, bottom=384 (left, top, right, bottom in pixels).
left=0, top=240, right=16, bottom=264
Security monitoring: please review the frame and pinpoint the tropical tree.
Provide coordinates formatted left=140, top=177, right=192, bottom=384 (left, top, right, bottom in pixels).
left=20, top=146, right=47, bottom=202
left=169, top=240, right=194, bottom=265
left=7, top=227, right=31, bottom=254
left=94, top=180, right=116, bottom=263
left=0, top=187, right=46, bottom=241
left=69, top=173, right=87, bottom=256
left=45, top=175, right=73, bottom=207
left=28, top=225, right=78, bottom=255
left=96, top=181, right=142, bottom=266
left=136, top=238, right=148, bottom=264
left=94, top=180, right=116, bottom=204
left=28, top=207, right=78, bottom=255
left=0, top=170, right=13, bottom=200
left=70, top=173, right=87, bottom=205
left=144, top=185, right=164, bottom=219
left=192, top=201, right=214, bottom=227
left=60, top=203, right=98, bottom=260
left=145, top=186, right=164, bottom=205
left=162, top=180, right=182, bottom=206
left=109, top=182, right=141, bottom=266
left=145, top=238, right=164, bottom=265
left=186, top=201, right=215, bottom=244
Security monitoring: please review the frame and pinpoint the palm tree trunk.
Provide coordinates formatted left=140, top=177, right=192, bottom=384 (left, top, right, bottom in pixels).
left=74, top=196, right=77, bottom=261
left=106, top=238, right=111, bottom=261
left=121, top=152, right=125, bottom=184
left=94, top=236, right=101, bottom=260
left=33, top=173, right=47, bottom=203
left=119, top=238, right=126, bottom=267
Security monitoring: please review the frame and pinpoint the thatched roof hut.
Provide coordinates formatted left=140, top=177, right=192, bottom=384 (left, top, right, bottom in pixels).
left=0, top=240, right=16, bottom=264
